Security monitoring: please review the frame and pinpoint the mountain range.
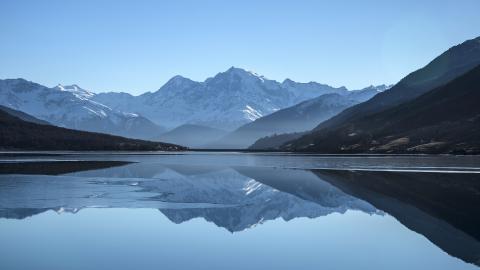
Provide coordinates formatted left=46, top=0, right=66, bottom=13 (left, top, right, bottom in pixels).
left=0, top=67, right=387, bottom=148
left=209, top=85, right=388, bottom=149
left=283, top=64, right=480, bottom=154
left=1, top=36, right=479, bottom=153
left=274, top=36, right=480, bottom=154
left=92, top=67, right=360, bottom=131
left=0, top=80, right=165, bottom=140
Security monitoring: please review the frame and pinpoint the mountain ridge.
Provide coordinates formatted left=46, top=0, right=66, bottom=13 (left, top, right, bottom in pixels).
left=1, top=67, right=390, bottom=141
left=92, top=67, right=381, bottom=131
left=208, top=84, right=388, bottom=149
left=0, top=107, right=185, bottom=151
left=0, top=79, right=166, bottom=140
left=277, top=36, right=480, bottom=153
left=312, top=36, right=480, bottom=132
left=282, top=64, right=480, bottom=154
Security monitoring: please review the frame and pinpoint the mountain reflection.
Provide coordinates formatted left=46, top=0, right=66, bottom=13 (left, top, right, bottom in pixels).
left=313, top=170, right=480, bottom=266
left=158, top=166, right=378, bottom=232
left=0, top=163, right=378, bottom=232
left=0, top=160, right=479, bottom=266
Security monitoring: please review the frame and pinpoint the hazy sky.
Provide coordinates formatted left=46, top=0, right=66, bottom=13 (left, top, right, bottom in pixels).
left=1, top=0, right=479, bottom=94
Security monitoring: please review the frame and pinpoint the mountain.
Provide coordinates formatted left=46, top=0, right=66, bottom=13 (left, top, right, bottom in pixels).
left=0, top=164, right=377, bottom=232
left=92, top=67, right=350, bottom=131
left=250, top=132, right=306, bottom=150
left=209, top=85, right=388, bottom=149
left=1, top=68, right=387, bottom=140
left=159, top=166, right=377, bottom=232
left=314, top=169, right=480, bottom=266
left=282, top=64, right=480, bottom=154
left=315, top=36, right=480, bottom=131
left=0, top=79, right=166, bottom=139
left=279, top=36, right=480, bottom=153
left=154, top=124, right=227, bottom=148
left=0, top=107, right=185, bottom=151
left=0, top=105, right=50, bottom=125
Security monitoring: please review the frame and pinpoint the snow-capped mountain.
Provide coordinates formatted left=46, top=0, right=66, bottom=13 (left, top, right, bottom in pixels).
left=0, top=68, right=388, bottom=139
left=93, top=67, right=351, bottom=130
left=0, top=79, right=165, bottom=139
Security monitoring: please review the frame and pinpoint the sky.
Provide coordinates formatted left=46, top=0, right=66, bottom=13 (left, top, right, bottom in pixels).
left=0, top=0, right=479, bottom=95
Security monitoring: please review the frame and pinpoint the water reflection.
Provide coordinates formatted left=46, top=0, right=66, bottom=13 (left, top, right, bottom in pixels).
left=0, top=163, right=378, bottom=232
left=0, top=160, right=132, bottom=175
left=314, top=170, right=480, bottom=266
left=0, top=154, right=479, bottom=268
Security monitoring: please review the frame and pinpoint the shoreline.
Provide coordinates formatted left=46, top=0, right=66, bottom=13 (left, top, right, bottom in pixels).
left=0, top=150, right=478, bottom=157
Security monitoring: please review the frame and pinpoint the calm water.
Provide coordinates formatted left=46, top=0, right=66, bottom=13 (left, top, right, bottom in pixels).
left=0, top=152, right=479, bottom=270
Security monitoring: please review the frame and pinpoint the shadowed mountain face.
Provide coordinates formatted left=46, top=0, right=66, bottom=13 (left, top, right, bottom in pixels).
left=249, top=132, right=306, bottom=150
left=282, top=64, right=480, bottom=153
left=0, top=105, right=50, bottom=125
left=0, top=108, right=185, bottom=151
left=313, top=169, right=480, bottom=266
left=317, top=36, right=480, bottom=131
left=281, top=36, right=480, bottom=153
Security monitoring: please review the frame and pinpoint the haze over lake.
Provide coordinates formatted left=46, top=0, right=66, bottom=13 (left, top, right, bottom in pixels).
left=0, top=152, right=479, bottom=270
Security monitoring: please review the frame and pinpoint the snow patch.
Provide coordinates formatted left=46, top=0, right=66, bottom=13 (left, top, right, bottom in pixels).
left=242, top=105, right=263, bottom=121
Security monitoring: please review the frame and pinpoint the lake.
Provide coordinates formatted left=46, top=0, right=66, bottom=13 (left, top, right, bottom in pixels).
left=0, top=152, right=479, bottom=270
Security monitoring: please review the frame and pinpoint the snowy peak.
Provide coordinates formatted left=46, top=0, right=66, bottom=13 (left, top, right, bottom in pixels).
left=346, top=84, right=391, bottom=102
left=91, top=67, right=389, bottom=130
left=0, top=79, right=165, bottom=139
left=225, top=66, right=266, bottom=80
left=206, top=66, right=271, bottom=86
left=54, top=84, right=95, bottom=99
left=281, top=78, right=348, bottom=104
left=359, top=84, right=392, bottom=92
left=205, top=67, right=280, bottom=90
left=54, top=84, right=80, bottom=91
left=281, top=78, right=342, bottom=89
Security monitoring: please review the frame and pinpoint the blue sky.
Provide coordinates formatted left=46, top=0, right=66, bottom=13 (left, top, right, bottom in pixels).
left=0, top=0, right=479, bottom=94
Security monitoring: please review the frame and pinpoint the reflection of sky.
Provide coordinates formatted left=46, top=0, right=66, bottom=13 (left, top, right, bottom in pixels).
left=0, top=208, right=476, bottom=270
